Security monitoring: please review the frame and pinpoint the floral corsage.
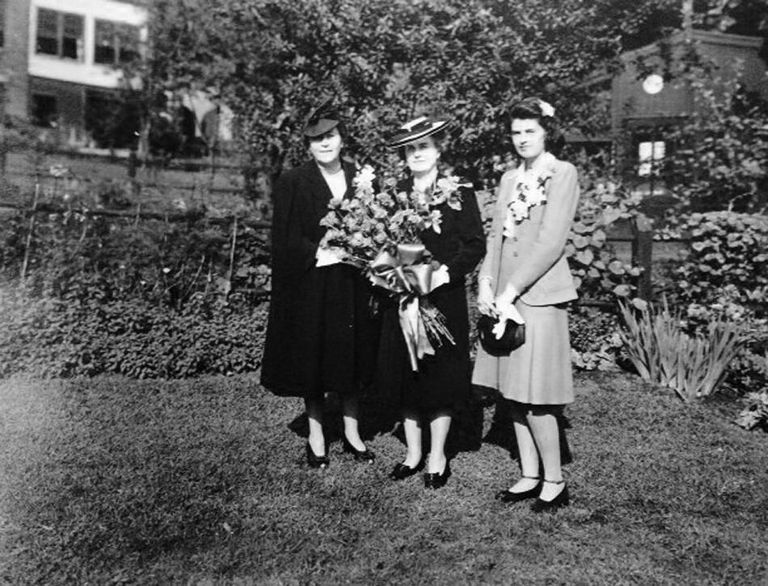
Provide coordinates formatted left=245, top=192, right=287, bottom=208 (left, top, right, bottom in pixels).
left=506, top=152, right=556, bottom=225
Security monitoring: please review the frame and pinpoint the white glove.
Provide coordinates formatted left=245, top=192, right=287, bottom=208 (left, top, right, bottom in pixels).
left=430, top=264, right=450, bottom=291
left=315, top=246, right=346, bottom=267
left=492, top=304, right=525, bottom=339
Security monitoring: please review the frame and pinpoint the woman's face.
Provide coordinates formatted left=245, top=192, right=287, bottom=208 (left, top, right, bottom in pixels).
left=511, top=118, right=547, bottom=162
left=308, top=127, right=343, bottom=166
left=405, top=136, right=440, bottom=175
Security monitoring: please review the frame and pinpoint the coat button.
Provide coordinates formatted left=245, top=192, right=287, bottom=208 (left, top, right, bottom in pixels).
left=513, top=252, right=519, bottom=257
left=512, top=236, right=518, bottom=242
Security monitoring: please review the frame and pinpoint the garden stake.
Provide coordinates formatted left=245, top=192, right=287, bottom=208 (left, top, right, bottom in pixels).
left=20, top=180, right=40, bottom=281
left=226, top=216, right=238, bottom=296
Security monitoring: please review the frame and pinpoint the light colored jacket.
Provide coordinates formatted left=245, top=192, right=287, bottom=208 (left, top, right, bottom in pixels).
left=479, top=157, right=580, bottom=306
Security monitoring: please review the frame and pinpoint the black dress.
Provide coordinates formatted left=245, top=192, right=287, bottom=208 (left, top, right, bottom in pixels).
left=378, top=178, right=486, bottom=417
left=260, top=160, right=380, bottom=399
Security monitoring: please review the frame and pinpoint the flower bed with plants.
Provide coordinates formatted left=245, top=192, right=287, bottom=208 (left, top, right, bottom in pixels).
left=0, top=207, right=271, bottom=378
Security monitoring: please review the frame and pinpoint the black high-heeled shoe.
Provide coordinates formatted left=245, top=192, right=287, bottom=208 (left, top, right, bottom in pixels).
left=495, top=476, right=541, bottom=503
left=342, top=438, right=375, bottom=463
left=389, top=460, right=424, bottom=480
left=531, top=480, right=569, bottom=513
left=424, top=460, right=451, bottom=489
left=306, top=443, right=329, bottom=469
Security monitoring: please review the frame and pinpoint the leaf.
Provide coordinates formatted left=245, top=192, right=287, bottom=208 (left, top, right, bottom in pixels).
left=613, top=284, right=631, bottom=296
left=608, top=260, right=625, bottom=275
left=575, top=249, right=594, bottom=266
left=591, top=229, right=607, bottom=247
left=572, top=235, right=590, bottom=249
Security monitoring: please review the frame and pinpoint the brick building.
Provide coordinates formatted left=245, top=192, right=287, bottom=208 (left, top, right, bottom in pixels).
left=0, top=0, right=147, bottom=148
left=612, top=29, right=768, bottom=189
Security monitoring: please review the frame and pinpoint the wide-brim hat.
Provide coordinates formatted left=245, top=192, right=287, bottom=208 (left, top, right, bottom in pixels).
left=303, top=98, right=341, bottom=138
left=388, top=116, right=450, bottom=149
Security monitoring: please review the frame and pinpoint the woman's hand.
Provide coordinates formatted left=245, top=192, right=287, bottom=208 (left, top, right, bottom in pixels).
left=477, top=278, right=496, bottom=316
left=494, top=286, right=520, bottom=320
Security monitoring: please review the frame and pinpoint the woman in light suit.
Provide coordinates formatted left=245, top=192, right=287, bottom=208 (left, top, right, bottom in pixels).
left=472, top=97, right=579, bottom=512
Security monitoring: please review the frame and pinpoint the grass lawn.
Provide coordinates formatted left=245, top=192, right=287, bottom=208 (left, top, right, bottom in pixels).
left=1, top=372, right=766, bottom=584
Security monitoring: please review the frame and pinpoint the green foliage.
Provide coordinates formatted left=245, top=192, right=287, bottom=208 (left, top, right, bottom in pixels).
left=566, top=155, right=646, bottom=302
left=666, top=82, right=768, bottom=213
left=146, top=0, right=634, bottom=184
left=735, top=390, right=768, bottom=432
left=0, top=286, right=268, bottom=378
left=649, top=211, right=768, bottom=395
left=569, top=306, right=623, bottom=371
left=618, top=299, right=742, bottom=401
left=675, top=211, right=768, bottom=309
left=0, top=206, right=272, bottom=379
left=0, top=209, right=271, bottom=307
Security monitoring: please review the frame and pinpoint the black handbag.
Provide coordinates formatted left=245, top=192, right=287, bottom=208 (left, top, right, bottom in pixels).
left=477, top=314, right=525, bottom=356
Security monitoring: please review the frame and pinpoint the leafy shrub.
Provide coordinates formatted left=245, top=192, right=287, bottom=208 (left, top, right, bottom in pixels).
left=569, top=305, right=623, bottom=371
left=735, top=391, right=768, bottom=432
left=618, top=299, right=742, bottom=401
left=675, top=211, right=768, bottom=311
left=0, top=285, right=268, bottom=379
left=566, top=156, right=646, bottom=303
left=663, top=211, right=768, bottom=395
left=665, top=80, right=768, bottom=213
left=0, top=209, right=271, bottom=307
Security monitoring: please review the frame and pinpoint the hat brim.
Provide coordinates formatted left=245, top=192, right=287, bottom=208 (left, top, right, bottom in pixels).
left=388, top=120, right=450, bottom=149
left=304, top=118, right=340, bottom=138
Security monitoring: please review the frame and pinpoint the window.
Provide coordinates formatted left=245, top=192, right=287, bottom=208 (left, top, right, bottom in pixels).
left=31, top=94, right=58, bottom=127
left=35, top=9, right=84, bottom=60
left=638, top=140, right=665, bottom=177
left=94, top=20, right=141, bottom=65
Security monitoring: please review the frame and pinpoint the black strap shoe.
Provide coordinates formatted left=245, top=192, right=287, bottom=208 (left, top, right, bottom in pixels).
left=306, top=443, right=329, bottom=469
left=531, top=481, right=569, bottom=513
left=343, top=438, right=375, bottom=463
left=389, top=460, right=424, bottom=480
left=424, top=461, right=451, bottom=489
left=495, top=476, right=541, bottom=503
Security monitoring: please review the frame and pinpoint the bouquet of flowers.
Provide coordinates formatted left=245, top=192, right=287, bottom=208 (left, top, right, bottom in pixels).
left=318, top=165, right=467, bottom=370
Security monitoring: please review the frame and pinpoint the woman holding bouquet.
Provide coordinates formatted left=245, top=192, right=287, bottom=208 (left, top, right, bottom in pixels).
left=382, top=116, right=485, bottom=489
left=261, top=99, right=380, bottom=469
left=472, top=98, right=579, bottom=512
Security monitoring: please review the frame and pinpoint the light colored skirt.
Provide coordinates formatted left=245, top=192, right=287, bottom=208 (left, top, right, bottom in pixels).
left=473, top=301, right=574, bottom=405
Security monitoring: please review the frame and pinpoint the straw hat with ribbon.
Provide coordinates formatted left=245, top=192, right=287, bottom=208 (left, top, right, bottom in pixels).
left=388, top=115, right=450, bottom=149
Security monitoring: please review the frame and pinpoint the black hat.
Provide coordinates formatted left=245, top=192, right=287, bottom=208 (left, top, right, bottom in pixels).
left=388, top=116, right=450, bottom=149
left=303, top=98, right=340, bottom=138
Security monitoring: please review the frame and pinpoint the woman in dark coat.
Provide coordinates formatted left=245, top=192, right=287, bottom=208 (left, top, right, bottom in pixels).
left=261, top=100, right=379, bottom=468
left=381, top=116, right=485, bottom=488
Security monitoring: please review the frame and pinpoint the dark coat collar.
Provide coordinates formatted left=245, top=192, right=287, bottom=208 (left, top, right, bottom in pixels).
left=302, top=159, right=357, bottom=203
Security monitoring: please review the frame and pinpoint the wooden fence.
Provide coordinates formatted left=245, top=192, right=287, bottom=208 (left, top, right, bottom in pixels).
left=0, top=148, right=254, bottom=208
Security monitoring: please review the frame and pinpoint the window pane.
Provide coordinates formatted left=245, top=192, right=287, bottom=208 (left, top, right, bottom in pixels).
left=117, top=24, right=140, bottom=63
left=36, top=8, right=58, bottom=55
left=638, top=140, right=665, bottom=177
left=94, top=20, right=115, bottom=64
left=31, top=94, right=58, bottom=127
left=62, top=13, right=83, bottom=59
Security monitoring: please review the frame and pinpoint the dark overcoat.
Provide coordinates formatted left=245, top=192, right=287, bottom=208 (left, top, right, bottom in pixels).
left=260, top=160, right=380, bottom=399
left=378, top=178, right=486, bottom=417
